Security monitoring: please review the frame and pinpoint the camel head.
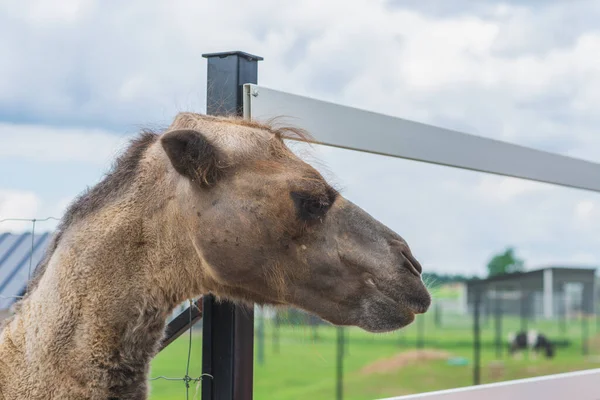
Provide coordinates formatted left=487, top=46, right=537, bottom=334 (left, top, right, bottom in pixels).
left=160, top=113, right=431, bottom=332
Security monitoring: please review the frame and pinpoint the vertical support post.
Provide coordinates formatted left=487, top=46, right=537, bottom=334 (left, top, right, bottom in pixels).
left=494, top=288, right=502, bottom=359
left=520, top=289, right=528, bottom=332
left=582, top=313, right=589, bottom=356
left=417, top=315, right=425, bottom=349
left=543, top=269, right=554, bottom=319
left=257, top=306, right=264, bottom=366
left=473, top=288, right=481, bottom=386
left=201, top=51, right=263, bottom=400
left=344, top=328, right=349, bottom=357
left=273, top=312, right=280, bottom=354
left=582, top=288, right=589, bottom=356
left=595, top=277, right=599, bottom=333
left=397, top=329, right=404, bottom=347
left=482, top=294, right=489, bottom=328
left=310, top=315, right=319, bottom=342
left=520, top=289, right=529, bottom=360
left=596, top=302, right=600, bottom=334
left=336, top=327, right=344, bottom=400
left=560, top=287, right=567, bottom=337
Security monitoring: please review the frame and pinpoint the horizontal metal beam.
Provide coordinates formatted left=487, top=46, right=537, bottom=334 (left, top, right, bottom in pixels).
left=158, top=298, right=202, bottom=352
left=244, top=84, right=600, bottom=193
left=377, top=368, right=600, bottom=400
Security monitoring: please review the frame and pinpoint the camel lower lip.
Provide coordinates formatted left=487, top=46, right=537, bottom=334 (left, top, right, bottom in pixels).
left=405, top=303, right=428, bottom=315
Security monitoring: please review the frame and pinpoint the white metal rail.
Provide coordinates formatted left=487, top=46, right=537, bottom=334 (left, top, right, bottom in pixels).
left=244, top=84, right=600, bottom=193
left=378, top=368, right=600, bottom=400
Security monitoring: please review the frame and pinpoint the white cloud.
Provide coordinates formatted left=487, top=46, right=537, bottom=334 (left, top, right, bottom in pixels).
left=54, top=196, right=76, bottom=218
left=2, top=0, right=600, bottom=274
left=0, top=190, right=41, bottom=231
left=0, top=123, right=129, bottom=165
left=575, top=200, right=595, bottom=220
left=6, top=0, right=95, bottom=24
left=473, top=175, right=553, bottom=204
left=0, top=0, right=598, bottom=156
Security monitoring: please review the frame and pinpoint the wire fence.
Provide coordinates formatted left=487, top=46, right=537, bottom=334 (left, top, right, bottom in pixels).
left=252, top=302, right=600, bottom=399
left=0, top=217, right=208, bottom=399
left=0, top=217, right=60, bottom=282
left=150, top=300, right=210, bottom=400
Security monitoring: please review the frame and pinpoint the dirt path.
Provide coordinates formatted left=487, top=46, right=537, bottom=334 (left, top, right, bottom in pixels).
left=360, top=349, right=452, bottom=375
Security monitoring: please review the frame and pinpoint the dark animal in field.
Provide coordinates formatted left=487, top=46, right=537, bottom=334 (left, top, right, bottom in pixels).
left=508, top=330, right=555, bottom=359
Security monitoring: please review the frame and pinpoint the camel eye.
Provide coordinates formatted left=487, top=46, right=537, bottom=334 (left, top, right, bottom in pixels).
left=304, top=198, right=328, bottom=216
left=290, top=192, right=331, bottom=221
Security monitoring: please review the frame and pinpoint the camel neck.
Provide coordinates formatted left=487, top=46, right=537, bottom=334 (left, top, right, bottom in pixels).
left=0, top=228, right=190, bottom=399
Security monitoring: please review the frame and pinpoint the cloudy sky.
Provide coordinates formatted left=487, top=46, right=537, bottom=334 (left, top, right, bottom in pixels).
left=1, top=0, right=600, bottom=275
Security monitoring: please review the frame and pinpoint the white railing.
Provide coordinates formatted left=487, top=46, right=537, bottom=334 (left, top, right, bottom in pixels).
left=244, top=84, right=600, bottom=192
left=378, top=368, right=600, bottom=400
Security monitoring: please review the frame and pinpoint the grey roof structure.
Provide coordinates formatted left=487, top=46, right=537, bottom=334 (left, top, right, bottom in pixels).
left=0, top=232, right=52, bottom=310
left=465, top=266, right=598, bottom=318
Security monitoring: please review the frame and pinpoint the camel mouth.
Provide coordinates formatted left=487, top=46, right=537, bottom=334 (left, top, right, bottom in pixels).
left=406, top=302, right=429, bottom=315
left=354, top=287, right=429, bottom=333
left=367, top=273, right=431, bottom=316
left=334, top=249, right=430, bottom=332
left=402, top=287, right=432, bottom=315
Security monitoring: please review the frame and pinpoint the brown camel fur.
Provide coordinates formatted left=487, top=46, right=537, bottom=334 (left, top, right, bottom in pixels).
left=0, top=112, right=431, bottom=399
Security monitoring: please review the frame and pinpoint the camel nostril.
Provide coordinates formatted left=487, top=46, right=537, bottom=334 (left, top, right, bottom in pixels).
left=389, top=239, right=422, bottom=276
left=402, top=251, right=422, bottom=277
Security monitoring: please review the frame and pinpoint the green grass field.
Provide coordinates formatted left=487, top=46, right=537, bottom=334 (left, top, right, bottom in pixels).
left=148, top=311, right=600, bottom=400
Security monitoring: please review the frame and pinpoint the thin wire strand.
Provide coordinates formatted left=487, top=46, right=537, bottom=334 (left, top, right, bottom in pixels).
left=147, top=299, right=211, bottom=398
left=148, top=374, right=212, bottom=383
left=0, top=217, right=58, bottom=303
left=0, top=217, right=60, bottom=224
left=149, top=376, right=194, bottom=382
left=185, top=299, right=193, bottom=400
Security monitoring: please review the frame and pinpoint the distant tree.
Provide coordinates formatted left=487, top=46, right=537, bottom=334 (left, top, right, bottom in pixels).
left=422, top=272, right=481, bottom=287
left=486, top=247, right=524, bottom=277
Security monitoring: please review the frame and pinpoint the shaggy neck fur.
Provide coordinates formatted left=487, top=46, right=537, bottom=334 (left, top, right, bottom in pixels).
left=0, top=140, right=204, bottom=400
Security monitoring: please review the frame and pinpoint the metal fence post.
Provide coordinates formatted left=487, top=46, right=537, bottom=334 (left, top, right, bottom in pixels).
left=582, top=313, right=589, bottom=356
left=494, top=289, right=502, bottom=359
left=560, top=288, right=567, bottom=337
left=336, top=327, right=344, bottom=400
left=417, top=315, right=425, bottom=349
left=520, top=289, right=528, bottom=340
left=201, top=51, right=263, bottom=400
left=344, top=327, right=349, bottom=357
left=596, top=302, right=599, bottom=334
left=473, top=288, right=481, bottom=386
left=257, top=306, right=264, bottom=366
left=273, top=312, right=280, bottom=354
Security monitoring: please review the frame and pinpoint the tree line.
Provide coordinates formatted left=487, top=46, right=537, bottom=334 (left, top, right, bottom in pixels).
left=423, top=246, right=525, bottom=287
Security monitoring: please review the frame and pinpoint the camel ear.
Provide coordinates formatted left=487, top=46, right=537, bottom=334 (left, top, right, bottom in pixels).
left=161, top=129, right=223, bottom=187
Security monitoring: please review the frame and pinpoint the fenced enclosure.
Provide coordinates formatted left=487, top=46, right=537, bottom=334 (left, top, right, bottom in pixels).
left=239, top=78, right=600, bottom=398
left=147, top=297, right=600, bottom=399
left=146, top=51, right=600, bottom=399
